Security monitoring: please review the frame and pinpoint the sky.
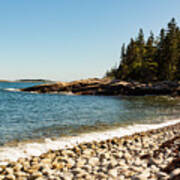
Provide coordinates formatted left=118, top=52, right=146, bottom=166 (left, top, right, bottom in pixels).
left=0, top=0, right=180, bottom=81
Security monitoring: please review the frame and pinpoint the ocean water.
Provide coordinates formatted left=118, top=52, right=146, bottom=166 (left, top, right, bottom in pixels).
left=0, top=82, right=180, bottom=146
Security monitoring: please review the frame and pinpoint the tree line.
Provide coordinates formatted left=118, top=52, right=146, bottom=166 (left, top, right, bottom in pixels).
left=106, top=18, right=180, bottom=82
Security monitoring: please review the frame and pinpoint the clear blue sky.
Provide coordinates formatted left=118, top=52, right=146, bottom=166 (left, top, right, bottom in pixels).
left=0, top=0, right=180, bottom=81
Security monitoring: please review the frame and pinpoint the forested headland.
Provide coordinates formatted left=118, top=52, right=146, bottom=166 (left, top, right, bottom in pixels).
left=20, top=18, right=180, bottom=96
left=106, top=18, right=180, bottom=82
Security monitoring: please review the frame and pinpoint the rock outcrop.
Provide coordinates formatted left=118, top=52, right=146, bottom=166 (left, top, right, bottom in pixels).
left=21, top=78, right=180, bottom=96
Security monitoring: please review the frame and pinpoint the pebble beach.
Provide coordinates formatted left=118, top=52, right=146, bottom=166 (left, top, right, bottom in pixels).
left=1, top=121, right=180, bottom=180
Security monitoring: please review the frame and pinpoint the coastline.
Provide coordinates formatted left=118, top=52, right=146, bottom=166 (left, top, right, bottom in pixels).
left=1, top=119, right=180, bottom=179
left=21, top=78, right=180, bottom=97
left=1, top=118, right=179, bottom=164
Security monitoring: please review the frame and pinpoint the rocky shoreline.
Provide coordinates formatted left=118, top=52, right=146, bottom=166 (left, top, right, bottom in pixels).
left=20, top=78, right=180, bottom=96
left=1, top=122, right=180, bottom=179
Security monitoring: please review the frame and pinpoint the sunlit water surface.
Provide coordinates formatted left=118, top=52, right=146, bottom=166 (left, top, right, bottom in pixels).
left=0, top=82, right=180, bottom=145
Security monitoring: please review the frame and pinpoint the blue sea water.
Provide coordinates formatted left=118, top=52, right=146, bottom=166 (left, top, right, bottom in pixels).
left=0, top=82, right=180, bottom=146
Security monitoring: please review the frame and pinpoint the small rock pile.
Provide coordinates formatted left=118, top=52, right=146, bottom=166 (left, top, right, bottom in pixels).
left=1, top=124, right=180, bottom=179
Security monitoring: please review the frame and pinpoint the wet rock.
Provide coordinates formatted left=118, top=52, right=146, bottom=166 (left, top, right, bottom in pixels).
left=170, top=168, right=180, bottom=178
left=5, top=167, right=13, bottom=175
left=88, top=157, right=99, bottom=166
left=0, top=175, right=5, bottom=180
left=52, top=161, right=65, bottom=170
left=108, top=168, right=118, bottom=178
left=14, top=171, right=28, bottom=178
left=131, top=166, right=143, bottom=173
left=76, top=158, right=86, bottom=167
left=83, top=149, right=94, bottom=157
left=36, top=177, right=45, bottom=180
left=30, top=171, right=43, bottom=178
left=95, top=172, right=107, bottom=179
left=13, top=164, right=23, bottom=172
left=60, top=172, right=73, bottom=180
left=5, top=174, right=16, bottom=180
left=71, top=168, right=85, bottom=177
left=157, top=171, right=169, bottom=179
left=131, top=169, right=150, bottom=180
left=66, top=158, right=75, bottom=168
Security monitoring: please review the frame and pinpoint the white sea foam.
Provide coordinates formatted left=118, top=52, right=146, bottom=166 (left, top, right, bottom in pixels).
left=0, top=118, right=180, bottom=165
left=3, top=88, right=20, bottom=92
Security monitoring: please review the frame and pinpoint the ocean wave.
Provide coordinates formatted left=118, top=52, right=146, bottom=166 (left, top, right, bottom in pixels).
left=3, top=88, right=20, bottom=92
left=0, top=118, right=180, bottom=165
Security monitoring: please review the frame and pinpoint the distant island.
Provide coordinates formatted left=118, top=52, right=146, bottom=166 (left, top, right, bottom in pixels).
left=0, top=79, right=54, bottom=83
left=0, top=80, right=12, bottom=82
left=16, top=79, right=54, bottom=83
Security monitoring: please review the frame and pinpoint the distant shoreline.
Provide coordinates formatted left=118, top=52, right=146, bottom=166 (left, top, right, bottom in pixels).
left=20, top=78, right=180, bottom=96
left=0, top=79, right=54, bottom=83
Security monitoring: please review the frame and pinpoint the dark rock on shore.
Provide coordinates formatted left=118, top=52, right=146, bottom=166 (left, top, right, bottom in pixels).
left=21, top=78, right=180, bottom=96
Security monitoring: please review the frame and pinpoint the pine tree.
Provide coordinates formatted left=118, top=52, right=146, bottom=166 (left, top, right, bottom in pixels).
left=164, top=18, right=179, bottom=80
left=143, top=31, right=157, bottom=81
left=175, top=26, right=180, bottom=79
left=156, top=28, right=166, bottom=80
left=132, top=29, right=145, bottom=81
left=118, top=39, right=136, bottom=80
left=106, top=18, right=180, bottom=82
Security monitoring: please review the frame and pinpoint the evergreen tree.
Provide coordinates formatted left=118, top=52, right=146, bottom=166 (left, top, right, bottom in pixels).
left=132, top=29, right=146, bottom=81
left=156, top=28, right=166, bottom=80
left=143, top=31, right=157, bottom=81
left=106, top=18, right=180, bottom=82
left=117, top=43, right=126, bottom=79
left=175, top=26, right=180, bottom=79
left=164, top=18, right=179, bottom=80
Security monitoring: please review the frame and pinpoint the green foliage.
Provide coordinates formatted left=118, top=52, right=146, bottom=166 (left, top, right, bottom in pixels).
left=106, top=18, right=180, bottom=82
